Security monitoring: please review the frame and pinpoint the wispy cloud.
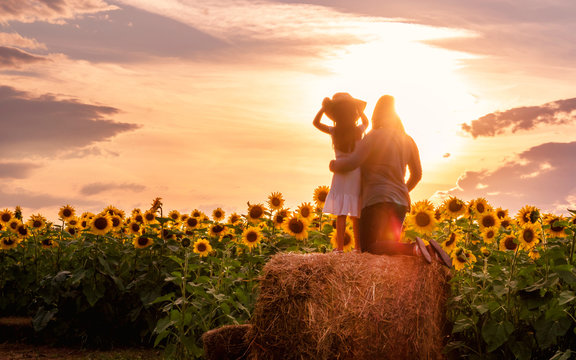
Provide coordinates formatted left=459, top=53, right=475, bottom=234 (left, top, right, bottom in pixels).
left=437, top=141, right=576, bottom=213
left=461, top=98, right=576, bottom=138
left=0, top=0, right=117, bottom=24
left=0, top=86, right=140, bottom=158
left=79, top=182, right=146, bottom=196
left=0, top=162, right=41, bottom=179
left=0, top=32, right=46, bottom=49
left=0, top=46, right=47, bottom=67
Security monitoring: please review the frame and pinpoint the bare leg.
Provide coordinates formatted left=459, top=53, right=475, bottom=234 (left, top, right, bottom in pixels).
left=335, top=215, right=346, bottom=251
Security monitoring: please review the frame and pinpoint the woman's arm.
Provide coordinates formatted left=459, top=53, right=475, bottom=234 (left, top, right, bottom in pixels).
left=313, top=98, right=331, bottom=134
left=329, top=135, right=371, bottom=172
left=406, top=137, right=422, bottom=192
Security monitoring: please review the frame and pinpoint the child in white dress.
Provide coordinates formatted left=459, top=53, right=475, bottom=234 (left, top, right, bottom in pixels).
left=313, top=93, right=368, bottom=252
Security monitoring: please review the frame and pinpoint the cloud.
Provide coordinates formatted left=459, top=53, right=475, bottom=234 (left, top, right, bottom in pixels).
left=438, top=141, right=576, bottom=213
left=461, top=97, right=576, bottom=138
left=0, top=86, right=140, bottom=158
left=0, top=187, right=99, bottom=210
left=0, top=32, right=46, bottom=49
left=5, top=3, right=225, bottom=63
left=0, top=0, right=117, bottom=24
left=0, top=46, right=47, bottom=67
left=0, top=162, right=41, bottom=179
left=79, top=182, right=146, bottom=196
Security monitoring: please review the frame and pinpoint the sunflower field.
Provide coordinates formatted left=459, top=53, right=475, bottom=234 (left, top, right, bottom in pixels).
left=1, top=189, right=576, bottom=359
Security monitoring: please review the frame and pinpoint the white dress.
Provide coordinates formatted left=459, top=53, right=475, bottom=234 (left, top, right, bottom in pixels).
left=323, top=126, right=364, bottom=217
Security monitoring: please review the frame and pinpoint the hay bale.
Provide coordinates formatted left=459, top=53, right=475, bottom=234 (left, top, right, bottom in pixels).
left=246, top=252, right=451, bottom=360
left=202, top=324, right=251, bottom=360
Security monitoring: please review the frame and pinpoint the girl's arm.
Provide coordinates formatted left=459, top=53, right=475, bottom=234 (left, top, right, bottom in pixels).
left=329, top=135, right=371, bottom=172
left=313, top=98, right=331, bottom=134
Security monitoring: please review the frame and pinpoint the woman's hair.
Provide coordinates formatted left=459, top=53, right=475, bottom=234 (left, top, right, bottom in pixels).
left=371, top=95, right=405, bottom=133
left=331, top=101, right=362, bottom=153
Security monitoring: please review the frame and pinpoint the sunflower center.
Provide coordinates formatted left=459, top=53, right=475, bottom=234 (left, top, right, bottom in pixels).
left=42, top=239, right=52, bottom=246
left=246, top=231, right=258, bottom=243
left=448, top=201, right=462, bottom=213
left=1, top=214, right=11, bottom=222
left=112, top=218, right=120, bottom=227
left=145, top=213, right=155, bottom=221
left=68, top=228, right=77, bottom=236
left=476, top=203, right=485, bottom=213
left=446, top=233, right=456, bottom=246
left=504, top=237, right=516, bottom=250
left=487, top=230, right=495, bottom=239
left=301, top=208, right=310, bottom=218
left=4, top=238, right=14, bottom=246
left=249, top=207, right=263, bottom=219
left=318, top=192, right=328, bottom=203
left=214, top=211, right=223, bottom=218
left=17, top=226, right=27, bottom=236
left=32, top=220, right=42, bottom=228
left=197, top=243, right=207, bottom=252
left=501, top=220, right=510, bottom=228
left=94, top=217, right=109, bottom=230
left=62, top=209, right=72, bottom=218
left=496, top=210, right=506, bottom=219
left=9, top=222, right=18, bottom=230
left=212, top=224, right=224, bottom=234
left=181, top=238, right=191, bottom=247
left=138, top=236, right=150, bottom=246
left=187, top=218, right=198, bottom=227
left=523, top=230, right=535, bottom=243
left=288, top=219, right=304, bottom=233
left=550, top=219, right=564, bottom=232
left=415, top=212, right=431, bottom=227
left=482, top=216, right=495, bottom=228
left=275, top=215, right=285, bottom=224
left=529, top=211, right=539, bottom=224
left=271, top=198, right=281, bottom=207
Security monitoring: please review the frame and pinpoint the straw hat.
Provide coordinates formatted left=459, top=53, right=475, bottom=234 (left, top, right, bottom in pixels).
left=323, top=92, right=367, bottom=121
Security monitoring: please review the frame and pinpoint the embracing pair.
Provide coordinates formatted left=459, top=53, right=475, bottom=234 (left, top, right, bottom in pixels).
left=313, top=93, right=451, bottom=267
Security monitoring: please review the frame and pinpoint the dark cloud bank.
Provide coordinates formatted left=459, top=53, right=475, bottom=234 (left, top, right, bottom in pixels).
left=462, top=97, right=576, bottom=138
left=0, top=86, right=139, bottom=158
left=0, top=46, right=47, bottom=67
left=440, top=141, right=576, bottom=213
left=80, top=182, right=145, bottom=196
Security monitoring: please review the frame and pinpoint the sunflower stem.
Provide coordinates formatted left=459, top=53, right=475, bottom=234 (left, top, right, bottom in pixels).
left=570, top=232, right=576, bottom=265
left=506, top=245, right=520, bottom=321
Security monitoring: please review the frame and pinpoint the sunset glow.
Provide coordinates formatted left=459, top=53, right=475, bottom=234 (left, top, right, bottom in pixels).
left=2, top=0, right=576, bottom=219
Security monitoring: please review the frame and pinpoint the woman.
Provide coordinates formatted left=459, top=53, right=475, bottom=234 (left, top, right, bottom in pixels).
left=329, top=95, right=451, bottom=266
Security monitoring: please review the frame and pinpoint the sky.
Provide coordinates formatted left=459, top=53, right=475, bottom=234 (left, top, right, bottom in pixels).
left=1, top=0, right=576, bottom=220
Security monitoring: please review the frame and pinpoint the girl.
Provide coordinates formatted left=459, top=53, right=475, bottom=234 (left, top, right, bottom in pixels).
left=313, top=92, right=368, bottom=253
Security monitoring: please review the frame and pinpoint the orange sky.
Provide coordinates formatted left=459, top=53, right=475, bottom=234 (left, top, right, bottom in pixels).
left=2, top=0, right=576, bottom=220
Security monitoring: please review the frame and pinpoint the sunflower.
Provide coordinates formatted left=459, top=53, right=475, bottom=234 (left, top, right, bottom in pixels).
left=273, top=209, right=290, bottom=228
left=443, top=196, right=467, bottom=218
left=313, top=186, right=330, bottom=207
left=480, top=227, right=498, bottom=244
left=180, top=237, right=191, bottom=248
left=247, top=203, right=266, bottom=223
left=109, top=214, right=123, bottom=230
left=297, top=202, right=315, bottom=221
left=133, top=235, right=153, bottom=249
left=80, top=217, right=91, bottom=229
left=168, top=210, right=181, bottom=222
left=499, top=235, right=518, bottom=251
left=411, top=200, right=435, bottom=214
left=1, top=236, right=19, bottom=250
left=227, top=213, right=242, bottom=225
left=191, top=209, right=203, bottom=218
left=495, top=207, right=509, bottom=219
left=15, top=223, right=29, bottom=238
left=184, top=216, right=200, bottom=230
left=58, top=205, right=76, bottom=221
left=330, top=227, right=355, bottom=252
left=40, top=237, right=58, bottom=249
left=543, top=214, right=567, bottom=238
left=160, top=228, right=175, bottom=241
left=517, top=223, right=541, bottom=250
left=90, top=214, right=113, bottom=235
left=193, top=239, right=212, bottom=257
left=209, top=223, right=227, bottom=238
left=128, top=221, right=142, bottom=235
left=406, top=207, right=437, bottom=234
left=143, top=210, right=158, bottom=224
left=65, top=226, right=80, bottom=237
left=478, top=211, right=500, bottom=230
left=528, top=248, right=541, bottom=261
left=282, top=215, right=309, bottom=240
left=499, top=216, right=514, bottom=230
left=149, top=197, right=163, bottom=212
left=7, top=219, right=21, bottom=232
left=451, top=247, right=477, bottom=271
left=0, top=209, right=14, bottom=224
left=132, top=212, right=145, bottom=224
left=27, top=214, right=46, bottom=231
left=267, top=192, right=285, bottom=211
left=102, top=205, right=125, bottom=219
left=242, top=226, right=263, bottom=249
left=470, top=198, right=491, bottom=217
left=516, top=205, right=540, bottom=226
left=67, top=216, right=80, bottom=227
left=480, top=247, right=491, bottom=257
left=212, top=208, right=226, bottom=222
left=442, top=230, right=461, bottom=254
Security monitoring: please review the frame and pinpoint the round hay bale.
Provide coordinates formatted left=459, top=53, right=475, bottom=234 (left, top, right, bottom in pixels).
left=202, top=324, right=251, bottom=360
left=246, top=252, right=451, bottom=360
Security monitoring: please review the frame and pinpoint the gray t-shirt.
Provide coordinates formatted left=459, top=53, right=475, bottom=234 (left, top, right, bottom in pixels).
left=331, top=128, right=422, bottom=209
